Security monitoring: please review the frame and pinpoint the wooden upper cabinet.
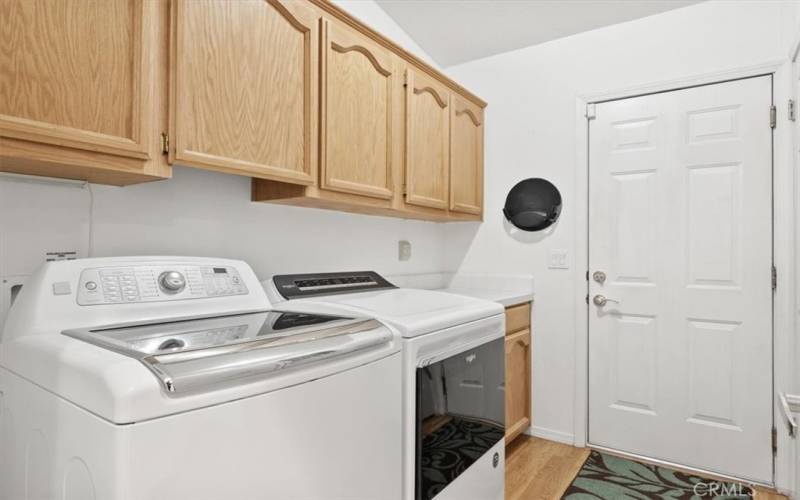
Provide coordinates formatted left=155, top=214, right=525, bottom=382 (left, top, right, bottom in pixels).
left=405, top=68, right=450, bottom=210
left=320, top=19, right=394, bottom=200
left=0, top=0, right=152, bottom=160
left=449, top=95, right=484, bottom=215
left=169, top=0, right=317, bottom=184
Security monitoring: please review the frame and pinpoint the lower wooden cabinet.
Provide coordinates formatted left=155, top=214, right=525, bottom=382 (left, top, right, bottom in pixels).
left=505, top=302, right=532, bottom=443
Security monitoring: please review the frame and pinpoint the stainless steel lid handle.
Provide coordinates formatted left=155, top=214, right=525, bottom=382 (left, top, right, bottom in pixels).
left=143, top=324, right=393, bottom=394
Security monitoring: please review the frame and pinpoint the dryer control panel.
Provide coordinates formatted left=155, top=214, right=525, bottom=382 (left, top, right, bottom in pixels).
left=77, top=264, right=248, bottom=305
left=273, top=271, right=395, bottom=299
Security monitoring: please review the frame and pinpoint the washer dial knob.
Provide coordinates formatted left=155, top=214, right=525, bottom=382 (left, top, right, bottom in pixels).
left=158, top=271, right=186, bottom=294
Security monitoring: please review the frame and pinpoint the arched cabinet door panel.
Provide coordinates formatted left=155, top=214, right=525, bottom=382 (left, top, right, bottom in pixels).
left=170, top=0, right=317, bottom=184
left=320, top=19, right=395, bottom=200
left=449, top=96, right=484, bottom=215
left=404, top=68, right=450, bottom=210
left=0, top=0, right=153, bottom=160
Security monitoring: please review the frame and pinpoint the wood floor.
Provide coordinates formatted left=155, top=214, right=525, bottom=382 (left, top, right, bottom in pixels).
left=505, top=435, right=787, bottom=500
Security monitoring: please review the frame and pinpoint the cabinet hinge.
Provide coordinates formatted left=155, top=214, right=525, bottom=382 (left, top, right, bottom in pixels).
left=772, top=265, right=777, bottom=291
left=160, top=132, right=170, bottom=155
left=772, top=427, right=778, bottom=455
left=586, top=103, right=596, bottom=120
left=770, top=105, right=777, bottom=129
left=789, top=99, right=796, bottom=122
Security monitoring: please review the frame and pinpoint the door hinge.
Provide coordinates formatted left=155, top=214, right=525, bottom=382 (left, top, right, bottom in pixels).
left=772, top=427, right=778, bottom=455
left=160, top=132, right=170, bottom=155
left=772, top=265, right=777, bottom=291
left=789, top=99, right=796, bottom=122
left=586, top=103, right=596, bottom=120
left=770, top=105, right=777, bottom=129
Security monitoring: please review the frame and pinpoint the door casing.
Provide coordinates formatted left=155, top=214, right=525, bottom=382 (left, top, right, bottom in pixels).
left=571, top=60, right=797, bottom=492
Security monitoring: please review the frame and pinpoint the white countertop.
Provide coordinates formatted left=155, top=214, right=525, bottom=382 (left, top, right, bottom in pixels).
left=432, top=287, right=532, bottom=308
left=385, top=272, right=534, bottom=308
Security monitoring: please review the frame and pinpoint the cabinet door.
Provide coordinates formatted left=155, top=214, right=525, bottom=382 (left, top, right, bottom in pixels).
left=449, top=96, right=484, bottom=215
left=505, top=328, right=531, bottom=442
left=320, top=19, right=394, bottom=199
left=404, top=69, right=450, bottom=209
left=0, top=0, right=152, bottom=159
left=170, top=0, right=316, bottom=184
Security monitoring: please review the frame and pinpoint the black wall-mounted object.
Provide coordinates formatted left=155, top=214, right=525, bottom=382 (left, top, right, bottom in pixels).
left=503, top=178, right=562, bottom=231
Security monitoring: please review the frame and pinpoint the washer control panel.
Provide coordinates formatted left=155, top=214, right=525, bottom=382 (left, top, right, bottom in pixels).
left=77, top=264, right=248, bottom=305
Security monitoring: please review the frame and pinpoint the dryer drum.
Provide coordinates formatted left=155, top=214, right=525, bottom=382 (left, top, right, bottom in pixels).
left=502, top=178, right=562, bottom=231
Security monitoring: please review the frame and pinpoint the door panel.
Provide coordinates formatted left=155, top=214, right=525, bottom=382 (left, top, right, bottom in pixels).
left=320, top=19, right=394, bottom=199
left=449, top=96, right=483, bottom=214
left=505, top=329, right=531, bottom=442
left=405, top=68, right=449, bottom=209
left=0, top=0, right=151, bottom=159
left=416, top=337, right=504, bottom=500
left=588, top=76, right=773, bottom=483
left=171, top=0, right=316, bottom=183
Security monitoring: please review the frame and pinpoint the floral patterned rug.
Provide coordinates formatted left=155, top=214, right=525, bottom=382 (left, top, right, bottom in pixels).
left=418, top=417, right=504, bottom=500
left=562, top=451, right=754, bottom=499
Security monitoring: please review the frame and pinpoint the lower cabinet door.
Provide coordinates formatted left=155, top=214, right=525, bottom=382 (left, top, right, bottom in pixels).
left=505, top=328, right=531, bottom=442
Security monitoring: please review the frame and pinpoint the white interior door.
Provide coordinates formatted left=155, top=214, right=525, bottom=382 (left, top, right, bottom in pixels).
left=588, top=76, right=773, bottom=483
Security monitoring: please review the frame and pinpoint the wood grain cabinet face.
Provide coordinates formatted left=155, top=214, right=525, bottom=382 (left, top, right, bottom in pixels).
left=404, top=68, right=450, bottom=210
left=505, top=328, right=531, bottom=443
left=449, top=96, right=484, bottom=215
left=0, top=0, right=152, bottom=159
left=170, top=0, right=316, bottom=184
left=505, top=302, right=532, bottom=444
left=320, top=19, right=394, bottom=200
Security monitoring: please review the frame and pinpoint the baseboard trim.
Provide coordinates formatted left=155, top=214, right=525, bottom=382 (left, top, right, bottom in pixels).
left=526, top=425, right=575, bottom=445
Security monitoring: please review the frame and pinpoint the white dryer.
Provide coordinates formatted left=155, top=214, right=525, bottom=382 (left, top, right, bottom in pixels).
left=0, top=257, right=402, bottom=500
left=265, top=271, right=506, bottom=500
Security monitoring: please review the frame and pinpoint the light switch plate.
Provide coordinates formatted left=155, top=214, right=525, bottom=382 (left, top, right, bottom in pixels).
left=548, top=249, right=569, bottom=269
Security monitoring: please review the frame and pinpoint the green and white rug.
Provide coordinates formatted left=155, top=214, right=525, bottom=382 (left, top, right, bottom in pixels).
left=562, top=451, right=754, bottom=499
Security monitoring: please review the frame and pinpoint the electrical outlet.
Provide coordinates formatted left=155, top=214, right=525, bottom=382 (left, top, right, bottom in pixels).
left=548, top=249, right=569, bottom=269
left=398, top=240, right=411, bottom=261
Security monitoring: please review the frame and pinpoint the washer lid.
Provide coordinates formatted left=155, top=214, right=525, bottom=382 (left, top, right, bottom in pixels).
left=1, top=309, right=398, bottom=423
left=62, top=311, right=391, bottom=395
left=288, top=289, right=504, bottom=338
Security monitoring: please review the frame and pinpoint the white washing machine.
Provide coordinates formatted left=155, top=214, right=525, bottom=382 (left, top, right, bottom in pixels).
left=264, top=271, right=506, bottom=500
left=0, top=257, right=402, bottom=500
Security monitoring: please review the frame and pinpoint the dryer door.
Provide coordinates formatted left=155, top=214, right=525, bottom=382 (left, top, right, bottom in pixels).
left=415, top=337, right=505, bottom=500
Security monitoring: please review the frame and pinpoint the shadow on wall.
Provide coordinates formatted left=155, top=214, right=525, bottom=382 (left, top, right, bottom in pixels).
left=502, top=216, right=559, bottom=244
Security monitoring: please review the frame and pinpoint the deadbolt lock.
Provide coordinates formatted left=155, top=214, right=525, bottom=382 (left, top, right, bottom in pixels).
left=592, top=271, right=607, bottom=284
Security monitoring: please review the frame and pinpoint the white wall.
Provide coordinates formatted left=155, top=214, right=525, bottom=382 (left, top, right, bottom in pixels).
left=88, top=167, right=443, bottom=279
left=443, top=0, right=799, bottom=444
left=0, top=0, right=444, bottom=325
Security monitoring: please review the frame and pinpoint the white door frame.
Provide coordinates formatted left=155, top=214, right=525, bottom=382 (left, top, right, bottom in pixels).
left=572, top=59, right=797, bottom=492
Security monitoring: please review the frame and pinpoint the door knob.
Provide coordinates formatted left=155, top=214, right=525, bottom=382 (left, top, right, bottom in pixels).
left=593, top=294, right=620, bottom=307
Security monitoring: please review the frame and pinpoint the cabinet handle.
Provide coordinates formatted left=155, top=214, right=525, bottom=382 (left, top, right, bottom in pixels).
left=507, top=329, right=530, bottom=348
